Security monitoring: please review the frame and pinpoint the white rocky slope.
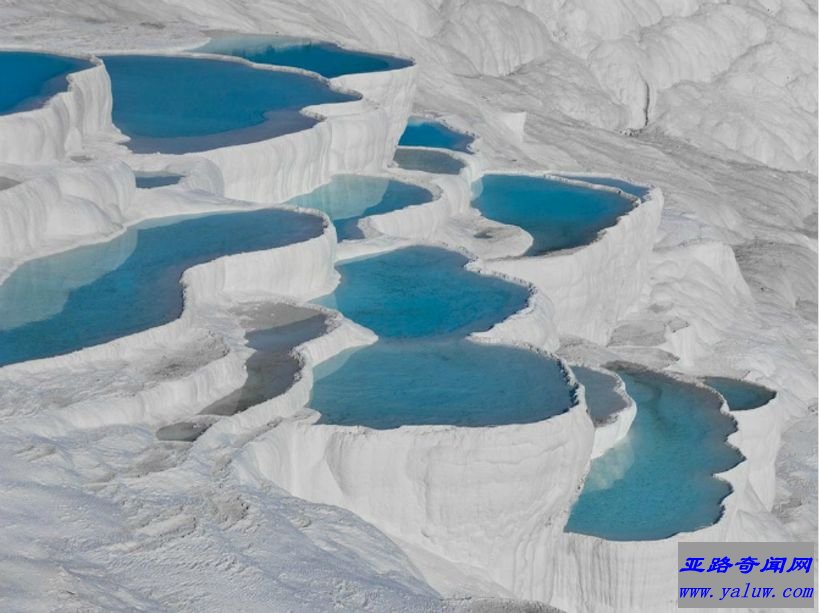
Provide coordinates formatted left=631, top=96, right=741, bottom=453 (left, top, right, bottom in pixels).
left=0, top=1, right=815, bottom=612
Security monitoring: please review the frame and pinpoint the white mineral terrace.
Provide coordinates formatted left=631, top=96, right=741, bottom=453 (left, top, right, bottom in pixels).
left=0, top=2, right=815, bottom=612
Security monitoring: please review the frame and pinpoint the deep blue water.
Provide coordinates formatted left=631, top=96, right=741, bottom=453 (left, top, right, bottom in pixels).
left=398, top=117, right=474, bottom=153
left=195, top=35, right=411, bottom=79
left=102, top=54, right=356, bottom=154
left=393, top=148, right=465, bottom=175
left=135, top=173, right=184, bottom=188
left=314, top=246, right=529, bottom=338
left=0, top=209, right=324, bottom=366
left=289, top=175, right=432, bottom=239
left=573, top=365, right=627, bottom=425
left=312, top=339, right=573, bottom=428
left=0, top=51, right=91, bottom=115
left=565, top=367, right=743, bottom=540
left=473, top=175, right=635, bottom=256
left=703, top=377, right=776, bottom=411
left=562, top=175, right=651, bottom=200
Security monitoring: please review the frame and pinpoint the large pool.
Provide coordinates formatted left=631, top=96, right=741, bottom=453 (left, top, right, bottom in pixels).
left=0, top=51, right=92, bottom=115
left=314, top=246, right=529, bottom=338
left=565, top=367, right=743, bottom=540
left=703, top=377, right=776, bottom=411
left=398, top=117, right=474, bottom=153
left=312, top=339, right=574, bottom=429
left=289, top=175, right=433, bottom=239
left=0, top=209, right=324, bottom=366
left=195, top=35, right=411, bottom=79
left=103, top=54, right=356, bottom=154
left=472, top=175, right=635, bottom=256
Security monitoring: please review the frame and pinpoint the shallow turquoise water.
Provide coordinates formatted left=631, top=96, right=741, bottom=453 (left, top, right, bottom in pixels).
left=135, top=173, right=183, bottom=188
left=398, top=118, right=474, bottom=153
left=312, top=339, right=573, bottom=428
left=703, top=377, right=776, bottom=411
left=473, top=175, right=635, bottom=255
left=573, top=366, right=627, bottom=425
left=0, top=209, right=324, bottom=366
left=289, top=175, right=432, bottom=239
left=393, top=148, right=465, bottom=175
left=103, top=54, right=356, bottom=154
left=196, top=35, right=411, bottom=79
left=0, top=51, right=91, bottom=114
left=561, top=175, right=650, bottom=200
left=565, top=367, right=743, bottom=540
left=314, top=246, right=529, bottom=338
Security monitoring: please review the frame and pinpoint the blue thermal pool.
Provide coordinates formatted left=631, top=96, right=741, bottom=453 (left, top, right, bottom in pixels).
left=472, top=174, right=636, bottom=256
left=102, top=54, right=357, bottom=154
left=703, top=377, right=776, bottom=411
left=0, top=51, right=92, bottom=115
left=572, top=365, right=628, bottom=425
left=195, top=35, right=411, bottom=79
left=289, top=175, right=433, bottom=239
left=398, top=117, right=474, bottom=153
left=565, top=366, right=743, bottom=541
left=314, top=246, right=529, bottom=338
left=0, top=209, right=324, bottom=366
left=311, top=339, right=574, bottom=429
left=393, top=147, right=465, bottom=175
left=135, top=172, right=184, bottom=188
left=559, top=175, right=651, bottom=200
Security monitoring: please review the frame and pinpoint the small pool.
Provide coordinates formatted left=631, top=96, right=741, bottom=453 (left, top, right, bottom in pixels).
left=311, top=339, right=574, bottom=429
left=703, top=377, right=776, bottom=411
left=289, top=175, right=433, bottom=239
left=203, top=307, right=328, bottom=416
left=398, top=117, right=474, bottom=153
left=559, top=175, right=650, bottom=200
left=314, top=246, right=529, bottom=338
left=0, top=209, right=324, bottom=366
left=0, top=51, right=92, bottom=115
left=472, top=175, right=635, bottom=256
left=195, top=35, right=411, bottom=79
left=156, top=420, right=213, bottom=443
left=565, top=366, right=743, bottom=541
left=134, top=172, right=184, bottom=189
left=393, top=147, right=465, bottom=175
left=103, top=54, right=357, bottom=154
left=573, top=365, right=627, bottom=425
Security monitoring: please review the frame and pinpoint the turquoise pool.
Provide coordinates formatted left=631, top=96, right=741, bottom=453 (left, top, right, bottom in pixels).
left=314, top=246, right=529, bottom=338
left=195, top=35, right=411, bottom=79
left=103, top=54, right=356, bottom=154
left=703, top=377, right=776, bottom=411
left=0, top=51, right=92, bottom=115
left=0, top=209, right=324, bottom=366
left=472, top=174, right=635, bottom=255
left=289, top=175, right=433, bottom=239
left=398, top=117, right=474, bottom=153
left=312, top=339, right=574, bottom=429
left=565, top=366, right=743, bottom=540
